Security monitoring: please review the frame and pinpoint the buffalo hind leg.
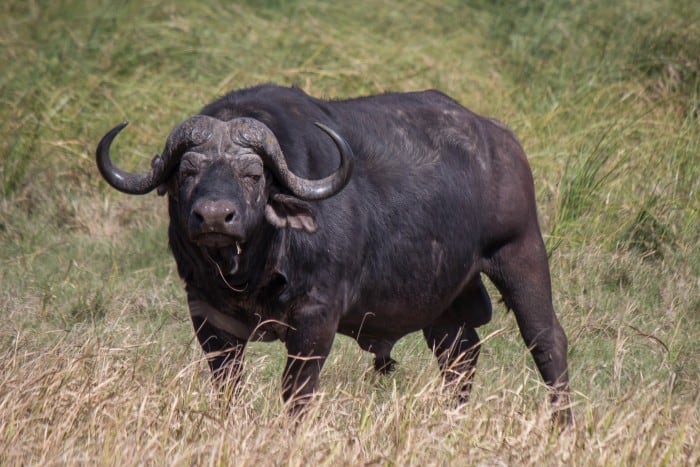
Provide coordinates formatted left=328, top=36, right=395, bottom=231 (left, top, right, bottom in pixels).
left=356, top=337, right=398, bottom=375
left=484, top=231, right=572, bottom=426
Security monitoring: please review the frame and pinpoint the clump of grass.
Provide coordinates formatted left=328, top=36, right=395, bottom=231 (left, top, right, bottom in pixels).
left=1, top=129, right=34, bottom=198
left=548, top=127, right=622, bottom=251
left=617, top=197, right=674, bottom=260
left=628, top=12, right=700, bottom=115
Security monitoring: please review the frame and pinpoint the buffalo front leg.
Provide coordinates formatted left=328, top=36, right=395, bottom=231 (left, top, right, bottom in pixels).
left=282, top=304, right=338, bottom=415
left=484, top=231, right=572, bottom=426
left=423, top=319, right=482, bottom=404
left=423, top=278, right=491, bottom=402
left=188, top=298, right=247, bottom=390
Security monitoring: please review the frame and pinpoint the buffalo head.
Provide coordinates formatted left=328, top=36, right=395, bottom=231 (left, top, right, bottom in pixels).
left=96, top=116, right=353, bottom=265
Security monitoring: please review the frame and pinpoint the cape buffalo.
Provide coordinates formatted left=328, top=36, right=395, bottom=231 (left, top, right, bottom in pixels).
left=96, top=84, right=571, bottom=424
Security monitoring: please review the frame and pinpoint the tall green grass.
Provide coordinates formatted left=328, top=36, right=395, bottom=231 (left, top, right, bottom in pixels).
left=1, top=0, right=698, bottom=464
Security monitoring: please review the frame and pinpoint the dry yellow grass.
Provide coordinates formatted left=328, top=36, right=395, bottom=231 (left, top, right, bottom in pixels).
left=1, top=327, right=697, bottom=465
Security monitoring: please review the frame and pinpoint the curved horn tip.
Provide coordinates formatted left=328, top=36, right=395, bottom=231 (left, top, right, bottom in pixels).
left=313, top=121, right=334, bottom=134
left=96, top=120, right=160, bottom=195
left=313, top=122, right=353, bottom=153
left=96, top=121, right=129, bottom=155
left=111, top=121, right=129, bottom=133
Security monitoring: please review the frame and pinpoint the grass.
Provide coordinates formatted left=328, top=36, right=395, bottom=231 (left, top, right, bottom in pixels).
left=1, top=0, right=698, bottom=464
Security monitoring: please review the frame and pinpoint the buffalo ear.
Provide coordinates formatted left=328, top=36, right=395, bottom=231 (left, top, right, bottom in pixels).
left=265, top=193, right=318, bottom=233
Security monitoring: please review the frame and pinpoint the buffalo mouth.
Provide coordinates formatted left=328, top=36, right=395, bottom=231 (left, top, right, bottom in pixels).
left=193, top=232, right=244, bottom=253
left=198, top=238, right=247, bottom=284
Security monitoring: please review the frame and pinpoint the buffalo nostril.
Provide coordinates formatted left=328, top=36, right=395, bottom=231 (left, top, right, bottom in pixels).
left=191, top=200, right=237, bottom=228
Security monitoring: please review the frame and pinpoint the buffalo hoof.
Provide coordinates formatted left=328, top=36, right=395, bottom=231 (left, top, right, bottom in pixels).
left=551, top=406, right=574, bottom=432
left=374, top=356, right=397, bottom=375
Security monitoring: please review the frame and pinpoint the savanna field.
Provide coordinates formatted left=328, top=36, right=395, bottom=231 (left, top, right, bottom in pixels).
left=1, top=0, right=698, bottom=465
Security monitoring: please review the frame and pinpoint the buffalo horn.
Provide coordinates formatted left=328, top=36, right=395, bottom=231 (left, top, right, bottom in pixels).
left=228, top=118, right=354, bottom=201
left=96, top=115, right=217, bottom=195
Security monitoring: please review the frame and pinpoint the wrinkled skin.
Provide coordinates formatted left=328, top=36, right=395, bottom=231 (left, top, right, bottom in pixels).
left=97, top=84, right=572, bottom=425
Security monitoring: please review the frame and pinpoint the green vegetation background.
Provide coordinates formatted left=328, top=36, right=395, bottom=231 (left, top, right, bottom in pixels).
left=1, top=0, right=698, bottom=464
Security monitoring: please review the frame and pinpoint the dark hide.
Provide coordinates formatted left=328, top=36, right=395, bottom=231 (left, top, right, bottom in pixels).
left=101, top=84, right=571, bottom=425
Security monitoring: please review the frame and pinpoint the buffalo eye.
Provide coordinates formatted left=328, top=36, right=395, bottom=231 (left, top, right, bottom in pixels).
left=236, top=155, right=264, bottom=185
left=243, top=173, right=261, bottom=184
left=241, top=165, right=263, bottom=184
